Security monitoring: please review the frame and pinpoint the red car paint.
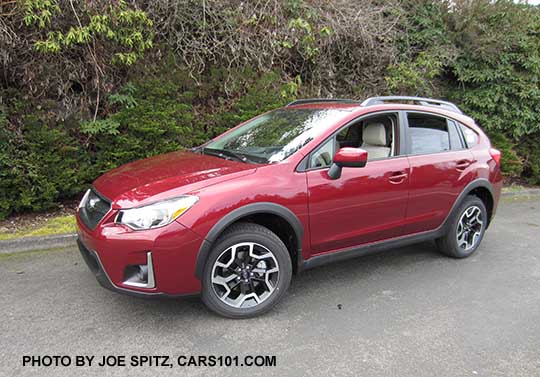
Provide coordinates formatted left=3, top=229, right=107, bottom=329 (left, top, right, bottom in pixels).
left=76, top=102, right=502, bottom=296
left=333, top=147, right=368, bottom=167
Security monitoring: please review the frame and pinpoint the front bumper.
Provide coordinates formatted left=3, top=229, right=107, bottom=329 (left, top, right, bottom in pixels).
left=76, top=209, right=205, bottom=297
left=77, top=239, right=167, bottom=298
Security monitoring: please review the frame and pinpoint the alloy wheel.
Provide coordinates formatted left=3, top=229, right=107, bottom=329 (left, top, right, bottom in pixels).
left=211, top=242, right=280, bottom=309
left=456, top=205, right=484, bottom=251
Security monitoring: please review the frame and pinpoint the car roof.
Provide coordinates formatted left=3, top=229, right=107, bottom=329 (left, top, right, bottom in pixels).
left=285, top=97, right=478, bottom=130
left=286, top=96, right=463, bottom=114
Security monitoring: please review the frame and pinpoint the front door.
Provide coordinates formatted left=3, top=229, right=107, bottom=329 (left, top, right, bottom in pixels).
left=306, top=112, right=410, bottom=254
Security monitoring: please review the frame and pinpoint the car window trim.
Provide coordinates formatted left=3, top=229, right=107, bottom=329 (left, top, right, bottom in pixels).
left=456, top=122, right=469, bottom=148
left=447, top=119, right=466, bottom=150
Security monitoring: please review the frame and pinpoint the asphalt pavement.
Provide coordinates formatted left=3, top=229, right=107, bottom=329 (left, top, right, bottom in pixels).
left=1, top=198, right=539, bottom=377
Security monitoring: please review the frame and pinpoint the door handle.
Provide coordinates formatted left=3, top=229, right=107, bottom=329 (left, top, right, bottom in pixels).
left=456, top=159, right=472, bottom=171
left=389, top=171, right=408, bottom=184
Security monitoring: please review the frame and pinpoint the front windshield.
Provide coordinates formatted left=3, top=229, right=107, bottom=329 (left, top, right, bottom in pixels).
left=204, top=108, right=349, bottom=163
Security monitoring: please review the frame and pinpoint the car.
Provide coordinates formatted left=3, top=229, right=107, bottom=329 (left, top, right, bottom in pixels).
left=76, top=96, right=503, bottom=318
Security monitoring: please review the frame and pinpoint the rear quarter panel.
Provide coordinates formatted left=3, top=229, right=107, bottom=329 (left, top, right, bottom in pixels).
left=461, top=117, right=503, bottom=215
left=471, top=145, right=503, bottom=216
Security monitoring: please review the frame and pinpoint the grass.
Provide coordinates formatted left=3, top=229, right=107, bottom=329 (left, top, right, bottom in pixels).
left=0, top=215, right=76, bottom=241
left=502, top=184, right=526, bottom=193
left=0, top=246, right=73, bottom=261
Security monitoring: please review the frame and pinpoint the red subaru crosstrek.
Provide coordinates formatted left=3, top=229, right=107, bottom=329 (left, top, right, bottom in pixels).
left=77, top=96, right=502, bottom=318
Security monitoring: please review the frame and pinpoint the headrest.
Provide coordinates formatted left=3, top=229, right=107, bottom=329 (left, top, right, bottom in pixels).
left=363, top=123, right=386, bottom=146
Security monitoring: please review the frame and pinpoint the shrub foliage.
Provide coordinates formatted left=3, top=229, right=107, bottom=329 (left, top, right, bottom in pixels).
left=0, top=0, right=539, bottom=218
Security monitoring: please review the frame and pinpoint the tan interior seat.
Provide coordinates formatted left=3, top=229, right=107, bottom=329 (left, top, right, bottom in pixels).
left=361, top=123, right=391, bottom=160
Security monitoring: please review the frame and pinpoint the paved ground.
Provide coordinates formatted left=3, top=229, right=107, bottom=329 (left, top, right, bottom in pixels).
left=1, top=198, right=539, bottom=377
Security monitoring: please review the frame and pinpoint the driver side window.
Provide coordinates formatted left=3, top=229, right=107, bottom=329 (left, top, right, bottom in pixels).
left=308, top=112, right=398, bottom=169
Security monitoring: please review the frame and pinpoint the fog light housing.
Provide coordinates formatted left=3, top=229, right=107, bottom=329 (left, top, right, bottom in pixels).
left=122, top=252, right=155, bottom=289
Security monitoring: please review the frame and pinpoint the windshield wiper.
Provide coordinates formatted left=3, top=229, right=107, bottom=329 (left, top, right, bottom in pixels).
left=202, top=148, right=252, bottom=163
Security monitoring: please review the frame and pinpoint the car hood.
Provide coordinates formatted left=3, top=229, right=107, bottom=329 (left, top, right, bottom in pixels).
left=93, top=151, right=257, bottom=209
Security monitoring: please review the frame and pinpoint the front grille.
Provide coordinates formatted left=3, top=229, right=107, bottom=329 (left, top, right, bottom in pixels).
left=80, top=189, right=111, bottom=230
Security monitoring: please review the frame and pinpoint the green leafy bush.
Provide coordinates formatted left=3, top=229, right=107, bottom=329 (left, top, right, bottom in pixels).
left=516, top=134, right=540, bottom=185
left=448, top=1, right=540, bottom=180
left=386, top=0, right=540, bottom=182
left=3, top=0, right=540, bottom=220
left=0, top=68, right=294, bottom=219
left=86, top=68, right=293, bottom=174
left=386, top=1, right=456, bottom=97
left=485, top=131, right=523, bottom=178
left=0, top=95, right=84, bottom=218
left=25, top=0, right=154, bottom=65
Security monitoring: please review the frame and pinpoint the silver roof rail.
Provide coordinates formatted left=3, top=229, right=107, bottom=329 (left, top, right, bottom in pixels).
left=361, top=96, right=462, bottom=114
left=287, top=98, right=361, bottom=107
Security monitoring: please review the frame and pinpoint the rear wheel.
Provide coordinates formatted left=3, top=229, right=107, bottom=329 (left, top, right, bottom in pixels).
left=201, top=223, right=292, bottom=318
left=436, top=195, right=487, bottom=258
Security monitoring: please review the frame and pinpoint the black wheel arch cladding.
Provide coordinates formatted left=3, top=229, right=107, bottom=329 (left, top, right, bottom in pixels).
left=194, top=202, right=303, bottom=279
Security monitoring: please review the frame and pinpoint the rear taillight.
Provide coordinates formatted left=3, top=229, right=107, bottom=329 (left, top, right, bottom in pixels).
left=489, top=148, right=501, bottom=166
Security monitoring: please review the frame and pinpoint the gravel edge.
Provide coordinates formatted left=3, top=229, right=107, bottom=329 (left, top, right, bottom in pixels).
left=0, top=233, right=78, bottom=254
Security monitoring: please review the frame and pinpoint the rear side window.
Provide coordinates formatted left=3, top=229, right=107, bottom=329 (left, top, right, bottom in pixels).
left=459, top=123, right=479, bottom=147
left=407, top=113, right=450, bottom=155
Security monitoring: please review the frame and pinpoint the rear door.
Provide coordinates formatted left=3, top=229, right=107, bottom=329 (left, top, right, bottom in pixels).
left=403, top=111, right=474, bottom=234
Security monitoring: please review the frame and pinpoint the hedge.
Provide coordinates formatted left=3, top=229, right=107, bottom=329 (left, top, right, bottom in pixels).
left=1, top=0, right=539, bottom=219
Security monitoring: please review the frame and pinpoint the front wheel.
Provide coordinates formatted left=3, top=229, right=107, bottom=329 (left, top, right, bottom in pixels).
left=201, top=223, right=292, bottom=318
left=436, top=195, right=488, bottom=258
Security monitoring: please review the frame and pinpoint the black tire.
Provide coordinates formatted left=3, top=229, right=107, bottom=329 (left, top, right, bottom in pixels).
left=201, top=223, right=292, bottom=318
left=436, top=195, right=488, bottom=258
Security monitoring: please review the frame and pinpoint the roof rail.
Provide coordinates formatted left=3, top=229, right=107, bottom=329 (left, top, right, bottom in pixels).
left=361, top=96, right=462, bottom=114
left=287, top=98, right=361, bottom=107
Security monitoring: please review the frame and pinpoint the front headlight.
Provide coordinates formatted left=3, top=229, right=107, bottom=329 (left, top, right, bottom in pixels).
left=116, top=196, right=198, bottom=230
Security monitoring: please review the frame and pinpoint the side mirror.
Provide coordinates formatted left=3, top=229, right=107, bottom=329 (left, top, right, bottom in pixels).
left=328, top=148, right=368, bottom=180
